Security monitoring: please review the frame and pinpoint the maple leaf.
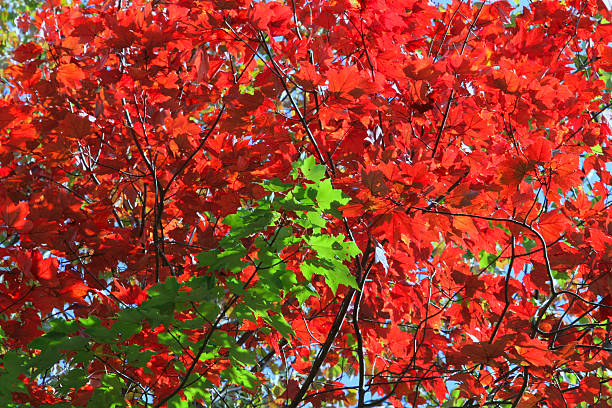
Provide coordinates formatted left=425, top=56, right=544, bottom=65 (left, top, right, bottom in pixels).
left=0, top=309, right=43, bottom=345
left=295, top=62, right=323, bottom=91
left=537, top=211, right=569, bottom=242
left=113, top=280, right=148, bottom=306
left=0, top=107, right=15, bottom=130
left=327, top=65, right=369, bottom=99
left=490, top=69, right=520, bottom=93
left=361, top=169, right=390, bottom=196
left=525, top=137, right=553, bottom=163
left=0, top=166, right=13, bottom=178
left=56, top=63, right=85, bottom=89
left=516, top=393, right=543, bottom=408
left=30, top=251, right=59, bottom=282
left=191, top=48, right=210, bottom=83
left=512, top=338, right=555, bottom=368
left=1, top=201, right=32, bottom=231
left=403, top=56, right=441, bottom=81
left=53, top=275, right=90, bottom=305
left=249, top=2, right=292, bottom=34
left=498, top=158, right=532, bottom=187
left=339, top=202, right=365, bottom=217
left=12, top=42, right=42, bottom=63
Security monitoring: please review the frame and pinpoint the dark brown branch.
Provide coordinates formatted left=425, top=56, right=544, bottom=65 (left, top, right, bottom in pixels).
left=287, top=288, right=356, bottom=408
left=431, top=2, right=485, bottom=158
left=489, top=235, right=515, bottom=343
left=162, top=105, right=225, bottom=196
left=511, top=367, right=529, bottom=408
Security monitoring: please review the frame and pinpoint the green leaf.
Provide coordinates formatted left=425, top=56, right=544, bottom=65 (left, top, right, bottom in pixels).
left=478, top=251, right=498, bottom=270
left=306, top=234, right=339, bottom=259
left=230, top=346, right=258, bottom=366
left=265, top=313, right=294, bottom=337
left=342, top=240, right=362, bottom=258
left=314, top=178, right=349, bottom=213
left=167, top=394, right=189, bottom=408
left=87, top=374, right=126, bottom=408
left=306, top=233, right=359, bottom=260
left=268, top=226, right=300, bottom=250
left=291, top=283, right=319, bottom=304
left=111, top=319, right=142, bottom=340
left=301, top=259, right=358, bottom=294
left=592, top=144, right=603, bottom=155
left=48, top=318, right=79, bottom=334
left=57, top=368, right=88, bottom=392
left=277, top=193, right=315, bottom=211
left=183, top=378, right=211, bottom=403
left=29, top=330, right=65, bottom=350
left=260, top=178, right=294, bottom=192
left=224, top=207, right=279, bottom=238
left=209, top=330, right=232, bottom=348
left=523, top=237, right=537, bottom=252
left=222, top=365, right=259, bottom=389
left=80, top=316, right=118, bottom=344
left=302, top=211, right=328, bottom=228
left=298, top=155, right=326, bottom=181
left=197, top=246, right=247, bottom=274
left=144, top=277, right=179, bottom=309
left=0, top=351, right=28, bottom=396
left=123, top=345, right=155, bottom=367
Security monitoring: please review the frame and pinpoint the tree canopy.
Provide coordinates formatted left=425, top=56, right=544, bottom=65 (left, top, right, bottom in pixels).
left=0, top=0, right=611, bottom=406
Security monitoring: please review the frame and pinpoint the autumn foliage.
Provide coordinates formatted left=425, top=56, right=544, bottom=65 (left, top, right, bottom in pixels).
left=1, top=0, right=612, bottom=406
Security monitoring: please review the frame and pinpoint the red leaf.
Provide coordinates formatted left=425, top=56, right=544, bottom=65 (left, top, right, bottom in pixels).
left=249, top=2, right=292, bottom=34
left=537, top=211, right=569, bottom=241
left=339, top=203, right=365, bottom=218
left=513, top=338, right=554, bottom=368
left=0, top=108, right=15, bottom=130
left=526, top=138, right=553, bottom=163
left=0, top=309, right=43, bottom=345
left=192, top=48, right=210, bottom=83
left=327, top=66, right=369, bottom=99
left=31, top=251, right=59, bottom=282
left=403, top=57, right=441, bottom=81
left=598, top=45, right=612, bottom=71
left=13, top=42, right=43, bottom=63
left=1, top=201, right=32, bottom=231
left=0, top=166, right=13, bottom=178
left=113, top=280, right=148, bottom=306
left=499, top=158, right=532, bottom=187
left=56, top=63, right=85, bottom=89
left=361, top=169, right=390, bottom=196
left=295, top=62, right=323, bottom=91
left=58, top=276, right=89, bottom=303
left=490, top=68, right=520, bottom=93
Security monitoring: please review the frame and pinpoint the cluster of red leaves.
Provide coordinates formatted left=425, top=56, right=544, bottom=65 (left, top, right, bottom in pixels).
left=1, top=0, right=612, bottom=406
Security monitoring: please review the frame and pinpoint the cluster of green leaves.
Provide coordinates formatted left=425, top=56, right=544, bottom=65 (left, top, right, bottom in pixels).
left=0, top=157, right=360, bottom=407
